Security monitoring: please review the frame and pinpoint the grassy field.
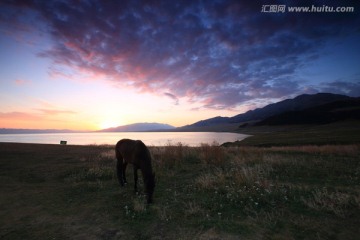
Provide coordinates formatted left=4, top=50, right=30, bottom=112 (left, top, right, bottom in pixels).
left=0, top=141, right=359, bottom=239
left=232, top=120, right=360, bottom=147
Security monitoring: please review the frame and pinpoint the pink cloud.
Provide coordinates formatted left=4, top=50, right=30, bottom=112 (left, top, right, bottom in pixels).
left=0, top=110, right=83, bottom=130
left=0, top=111, right=42, bottom=121
left=35, top=108, right=76, bottom=115
left=14, top=79, right=31, bottom=86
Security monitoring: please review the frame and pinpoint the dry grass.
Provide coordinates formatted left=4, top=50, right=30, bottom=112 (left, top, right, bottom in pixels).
left=65, top=146, right=115, bottom=183
left=133, top=197, right=147, bottom=213
left=184, top=201, right=203, bottom=217
left=301, top=188, right=360, bottom=218
left=1, top=142, right=359, bottom=240
left=150, top=142, right=193, bottom=169
left=270, top=144, right=360, bottom=156
left=198, top=141, right=226, bottom=165
left=195, top=163, right=273, bottom=191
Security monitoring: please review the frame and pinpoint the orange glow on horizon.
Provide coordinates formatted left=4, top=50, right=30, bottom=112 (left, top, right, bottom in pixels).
left=0, top=111, right=96, bottom=131
left=98, top=119, right=123, bottom=130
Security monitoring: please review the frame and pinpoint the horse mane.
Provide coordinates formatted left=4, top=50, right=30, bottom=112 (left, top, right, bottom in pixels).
left=136, top=141, right=153, bottom=171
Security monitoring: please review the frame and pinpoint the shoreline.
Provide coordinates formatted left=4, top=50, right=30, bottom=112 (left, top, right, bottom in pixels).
left=1, top=120, right=359, bottom=147
left=0, top=131, right=249, bottom=147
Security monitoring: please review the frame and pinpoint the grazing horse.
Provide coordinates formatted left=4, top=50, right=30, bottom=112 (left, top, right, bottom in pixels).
left=115, top=139, right=155, bottom=203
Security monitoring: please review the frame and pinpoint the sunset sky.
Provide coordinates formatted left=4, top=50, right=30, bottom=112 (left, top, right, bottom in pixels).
left=1, top=0, right=360, bottom=130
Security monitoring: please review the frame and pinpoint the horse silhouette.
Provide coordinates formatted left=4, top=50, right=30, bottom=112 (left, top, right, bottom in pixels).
left=115, top=139, right=155, bottom=203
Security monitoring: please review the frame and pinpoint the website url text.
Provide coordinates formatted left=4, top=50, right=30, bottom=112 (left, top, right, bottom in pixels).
left=261, top=5, right=355, bottom=13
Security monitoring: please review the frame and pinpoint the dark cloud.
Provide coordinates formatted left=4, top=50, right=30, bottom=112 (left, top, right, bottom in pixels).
left=164, top=92, right=179, bottom=105
left=319, top=81, right=360, bottom=97
left=1, top=0, right=359, bottom=109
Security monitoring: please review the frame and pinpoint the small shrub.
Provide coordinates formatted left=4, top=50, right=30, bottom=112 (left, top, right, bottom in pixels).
left=199, top=142, right=226, bottom=165
left=234, top=166, right=260, bottom=185
left=151, top=142, right=191, bottom=169
left=195, top=169, right=226, bottom=190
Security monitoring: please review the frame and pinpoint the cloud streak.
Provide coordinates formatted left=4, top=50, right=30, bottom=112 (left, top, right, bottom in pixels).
left=0, top=111, right=42, bottom=121
left=35, top=109, right=77, bottom=115
left=14, top=79, right=31, bottom=86
left=0, top=108, right=80, bottom=129
left=164, top=92, right=179, bottom=105
left=1, top=0, right=359, bottom=109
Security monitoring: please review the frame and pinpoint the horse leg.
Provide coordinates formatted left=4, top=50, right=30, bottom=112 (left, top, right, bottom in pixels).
left=116, top=159, right=124, bottom=187
left=133, top=166, right=138, bottom=193
left=122, top=162, right=128, bottom=185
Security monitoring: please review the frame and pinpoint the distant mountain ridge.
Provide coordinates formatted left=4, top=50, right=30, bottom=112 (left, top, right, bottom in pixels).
left=183, top=93, right=353, bottom=128
left=230, top=93, right=352, bottom=123
left=257, top=97, right=360, bottom=125
left=98, top=122, right=175, bottom=132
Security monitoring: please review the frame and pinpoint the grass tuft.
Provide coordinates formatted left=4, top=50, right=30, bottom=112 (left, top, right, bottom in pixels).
left=199, top=141, right=226, bottom=165
left=301, top=188, right=360, bottom=218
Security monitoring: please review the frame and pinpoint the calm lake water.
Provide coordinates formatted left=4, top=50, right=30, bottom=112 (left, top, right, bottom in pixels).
left=0, top=132, right=249, bottom=146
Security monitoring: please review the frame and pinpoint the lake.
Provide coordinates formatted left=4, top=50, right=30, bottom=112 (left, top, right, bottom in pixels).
left=0, top=132, right=249, bottom=146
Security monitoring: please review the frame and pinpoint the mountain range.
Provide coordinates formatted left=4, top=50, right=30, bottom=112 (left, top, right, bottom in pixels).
left=256, top=97, right=360, bottom=126
left=1, top=93, right=359, bottom=134
left=182, top=93, right=358, bottom=129
left=98, top=122, right=175, bottom=132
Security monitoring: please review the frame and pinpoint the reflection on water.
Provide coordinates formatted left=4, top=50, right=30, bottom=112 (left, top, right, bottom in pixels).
left=0, top=132, right=249, bottom=146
